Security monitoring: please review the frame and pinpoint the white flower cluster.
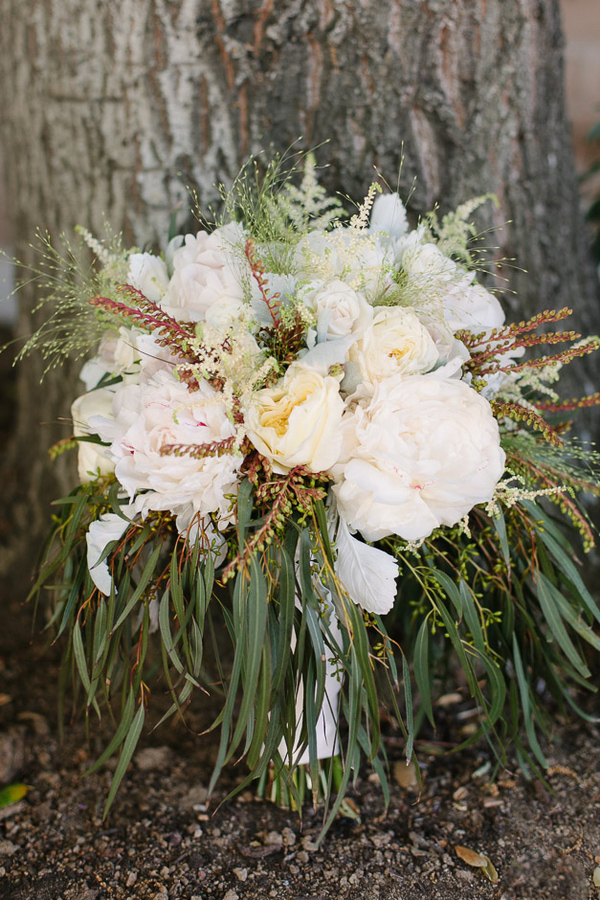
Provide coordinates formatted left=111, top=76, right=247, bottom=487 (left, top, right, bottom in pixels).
left=74, top=189, right=507, bottom=615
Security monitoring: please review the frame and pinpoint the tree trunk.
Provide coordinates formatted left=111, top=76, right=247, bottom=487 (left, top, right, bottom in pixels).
left=0, top=0, right=597, bottom=570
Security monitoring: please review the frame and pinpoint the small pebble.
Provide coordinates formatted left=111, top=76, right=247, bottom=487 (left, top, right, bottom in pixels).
left=0, top=840, right=18, bottom=856
left=135, top=746, right=172, bottom=771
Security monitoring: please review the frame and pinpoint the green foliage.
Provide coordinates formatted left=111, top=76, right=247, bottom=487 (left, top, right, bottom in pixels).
left=385, top=498, right=600, bottom=771
left=33, top=462, right=600, bottom=835
left=35, top=479, right=404, bottom=834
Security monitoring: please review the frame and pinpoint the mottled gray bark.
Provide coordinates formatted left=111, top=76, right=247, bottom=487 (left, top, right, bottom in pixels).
left=0, top=0, right=597, bottom=568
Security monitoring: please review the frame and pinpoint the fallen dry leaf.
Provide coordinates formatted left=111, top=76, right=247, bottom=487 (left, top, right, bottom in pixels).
left=455, top=845, right=488, bottom=867
left=455, top=845, right=499, bottom=883
left=481, top=856, right=499, bottom=883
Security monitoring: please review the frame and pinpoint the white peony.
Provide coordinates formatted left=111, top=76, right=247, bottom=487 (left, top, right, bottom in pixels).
left=127, top=252, right=169, bottom=302
left=332, top=373, right=505, bottom=542
left=92, top=369, right=241, bottom=529
left=71, top=388, right=116, bottom=483
left=349, top=306, right=439, bottom=384
left=163, top=224, right=247, bottom=322
left=244, top=362, right=345, bottom=473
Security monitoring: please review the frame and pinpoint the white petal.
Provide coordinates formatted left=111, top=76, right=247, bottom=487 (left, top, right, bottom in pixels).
left=369, top=193, right=408, bottom=239
left=85, top=512, right=130, bottom=595
left=334, top=518, right=399, bottom=614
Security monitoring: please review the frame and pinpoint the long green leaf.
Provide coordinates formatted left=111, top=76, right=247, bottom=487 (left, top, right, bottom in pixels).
left=511, top=636, right=546, bottom=767
left=413, top=616, right=434, bottom=726
left=103, top=701, right=146, bottom=816
left=536, top=572, right=590, bottom=677
left=86, top=691, right=135, bottom=774
left=112, top=543, right=162, bottom=632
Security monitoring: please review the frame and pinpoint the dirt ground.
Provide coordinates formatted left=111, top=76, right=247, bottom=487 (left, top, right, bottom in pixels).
left=1, top=332, right=600, bottom=900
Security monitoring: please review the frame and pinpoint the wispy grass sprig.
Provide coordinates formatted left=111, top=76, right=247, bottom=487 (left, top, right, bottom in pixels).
left=15, top=228, right=128, bottom=373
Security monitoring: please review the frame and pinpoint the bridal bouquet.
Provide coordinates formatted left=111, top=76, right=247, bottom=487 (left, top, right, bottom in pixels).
left=24, top=154, right=600, bottom=831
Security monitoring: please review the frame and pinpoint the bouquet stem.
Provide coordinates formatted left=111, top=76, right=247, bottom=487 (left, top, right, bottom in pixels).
left=256, top=757, right=360, bottom=821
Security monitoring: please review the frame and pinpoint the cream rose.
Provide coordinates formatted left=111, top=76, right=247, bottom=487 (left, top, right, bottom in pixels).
left=332, top=373, right=505, bottom=542
left=71, top=388, right=116, bottom=483
left=349, top=306, right=439, bottom=384
left=244, top=363, right=345, bottom=473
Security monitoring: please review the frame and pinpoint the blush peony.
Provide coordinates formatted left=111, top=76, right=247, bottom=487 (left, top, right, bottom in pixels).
left=162, top=224, right=246, bottom=322
left=92, top=369, right=241, bottom=529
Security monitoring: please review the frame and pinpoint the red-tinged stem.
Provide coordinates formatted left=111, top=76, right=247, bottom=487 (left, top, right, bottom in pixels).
left=535, top=393, right=600, bottom=412
left=244, top=239, right=281, bottom=327
left=90, top=286, right=199, bottom=360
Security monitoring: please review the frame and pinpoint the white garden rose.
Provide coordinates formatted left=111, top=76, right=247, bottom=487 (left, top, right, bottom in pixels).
left=244, top=362, right=345, bottom=473
left=204, top=294, right=246, bottom=330
left=349, top=306, right=439, bottom=384
left=299, top=278, right=373, bottom=344
left=78, top=326, right=147, bottom=391
left=163, top=224, right=246, bottom=322
left=71, top=388, right=116, bottom=483
left=332, top=373, right=505, bottom=542
left=127, top=252, right=169, bottom=302
left=92, top=369, right=241, bottom=530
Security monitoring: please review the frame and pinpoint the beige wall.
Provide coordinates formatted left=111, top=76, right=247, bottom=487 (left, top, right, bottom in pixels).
left=561, top=0, right=600, bottom=198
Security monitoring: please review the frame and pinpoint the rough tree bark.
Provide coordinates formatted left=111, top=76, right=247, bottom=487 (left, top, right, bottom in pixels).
left=0, top=0, right=597, bottom=568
